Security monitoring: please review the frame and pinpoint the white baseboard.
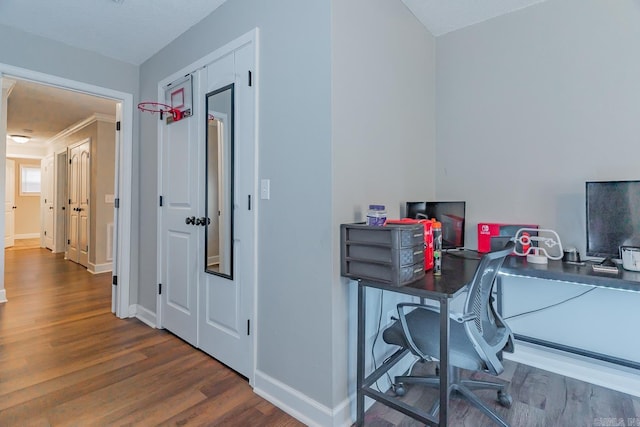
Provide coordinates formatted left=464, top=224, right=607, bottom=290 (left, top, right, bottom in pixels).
left=133, top=304, right=158, bottom=328
left=0, top=289, right=7, bottom=303
left=15, top=233, right=40, bottom=239
left=507, top=340, right=640, bottom=398
left=88, top=262, right=113, bottom=274
left=254, top=370, right=351, bottom=427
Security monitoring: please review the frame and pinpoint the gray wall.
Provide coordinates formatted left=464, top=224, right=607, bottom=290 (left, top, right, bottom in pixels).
left=332, top=0, right=436, bottom=410
left=435, top=0, right=640, bottom=255
left=139, top=0, right=334, bottom=407
left=0, top=23, right=139, bottom=304
left=0, top=23, right=138, bottom=95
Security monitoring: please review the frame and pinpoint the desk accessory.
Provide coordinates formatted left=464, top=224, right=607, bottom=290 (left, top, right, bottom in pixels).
left=591, top=263, right=619, bottom=274
left=340, top=223, right=425, bottom=286
left=477, top=222, right=538, bottom=253
left=563, top=247, right=581, bottom=263
left=514, top=228, right=563, bottom=264
left=620, top=246, right=640, bottom=271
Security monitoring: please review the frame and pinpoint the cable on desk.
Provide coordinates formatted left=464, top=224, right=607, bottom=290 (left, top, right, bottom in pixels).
left=503, top=286, right=597, bottom=320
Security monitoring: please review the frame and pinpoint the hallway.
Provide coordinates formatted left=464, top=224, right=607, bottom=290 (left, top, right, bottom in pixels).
left=0, top=248, right=301, bottom=426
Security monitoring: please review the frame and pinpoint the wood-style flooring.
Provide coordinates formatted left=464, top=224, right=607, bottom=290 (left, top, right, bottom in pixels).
left=365, top=352, right=640, bottom=426
left=0, top=248, right=303, bottom=426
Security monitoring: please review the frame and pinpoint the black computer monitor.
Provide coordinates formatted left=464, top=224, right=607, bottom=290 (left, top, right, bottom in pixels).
left=406, top=201, right=466, bottom=249
left=586, top=180, right=640, bottom=259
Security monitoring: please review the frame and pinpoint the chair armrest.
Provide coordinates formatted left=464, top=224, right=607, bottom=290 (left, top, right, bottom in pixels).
left=452, top=312, right=477, bottom=323
left=397, top=303, right=476, bottom=323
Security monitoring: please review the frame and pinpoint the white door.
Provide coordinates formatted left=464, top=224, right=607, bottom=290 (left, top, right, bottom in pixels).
left=42, top=154, right=55, bottom=250
left=5, top=159, right=15, bottom=248
left=67, top=140, right=90, bottom=267
left=54, top=152, right=67, bottom=253
left=159, top=74, right=201, bottom=347
left=159, top=36, right=256, bottom=379
left=198, top=43, right=256, bottom=378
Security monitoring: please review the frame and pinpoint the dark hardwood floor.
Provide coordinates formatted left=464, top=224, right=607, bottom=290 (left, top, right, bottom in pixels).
left=0, top=248, right=303, bottom=426
left=4, top=248, right=639, bottom=426
left=365, top=351, right=640, bottom=426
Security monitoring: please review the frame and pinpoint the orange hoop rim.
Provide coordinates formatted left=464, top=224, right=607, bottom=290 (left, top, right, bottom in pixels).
left=137, top=101, right=182, bottom=120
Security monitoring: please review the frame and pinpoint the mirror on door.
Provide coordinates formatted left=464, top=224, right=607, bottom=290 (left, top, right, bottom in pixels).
left=205, top=84, right=234, bottom=278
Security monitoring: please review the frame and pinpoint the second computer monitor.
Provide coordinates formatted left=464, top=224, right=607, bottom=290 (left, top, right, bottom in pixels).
left=406, top=201, right=466, bottom=249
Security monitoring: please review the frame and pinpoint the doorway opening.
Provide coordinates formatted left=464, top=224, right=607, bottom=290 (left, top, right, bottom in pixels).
left=0, top=66, right=134, bottom=318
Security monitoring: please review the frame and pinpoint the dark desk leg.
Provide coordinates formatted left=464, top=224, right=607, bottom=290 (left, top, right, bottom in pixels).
left=496, top=276, right=503, bottom=315
left=356, top=282, right=365, bottom=426
left=439, top=296, right=450, bottom=427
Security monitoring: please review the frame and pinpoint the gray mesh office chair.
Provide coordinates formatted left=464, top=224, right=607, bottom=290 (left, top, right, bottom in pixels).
left=383, top=241, right=516, bottom=426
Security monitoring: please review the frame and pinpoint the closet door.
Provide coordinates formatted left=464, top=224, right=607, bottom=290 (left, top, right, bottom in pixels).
left=42, top=154, right=55, bottom=250
left=159, top=33, right=257, bottom=380
left=67, top=140, right=90, bottom=267
left=159, top=74, right=202, bottom=347
left=198, top=43, right=256, bottom=379
left=5, top=159, right=15, bottom=248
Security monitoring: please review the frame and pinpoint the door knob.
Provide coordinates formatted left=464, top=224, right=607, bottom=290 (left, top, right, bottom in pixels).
left=195, top=217, right=210, bottom=226
left=185, top=216, right=196, bottom=225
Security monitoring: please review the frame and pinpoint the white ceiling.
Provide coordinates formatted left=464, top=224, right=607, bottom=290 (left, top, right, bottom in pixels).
left=5, top=79, right=117, bottom=144
left=0, top=0, right=227, bottom=66
left=401, top=0, right=548, bottom=36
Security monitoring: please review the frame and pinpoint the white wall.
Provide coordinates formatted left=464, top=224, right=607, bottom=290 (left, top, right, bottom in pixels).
left=332, top=0, right=436, bottom=418
left=435, top=0, right=640, bottom=255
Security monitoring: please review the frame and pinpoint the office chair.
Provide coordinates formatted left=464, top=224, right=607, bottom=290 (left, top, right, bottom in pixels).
left=382, top=241, right=516, bottom=426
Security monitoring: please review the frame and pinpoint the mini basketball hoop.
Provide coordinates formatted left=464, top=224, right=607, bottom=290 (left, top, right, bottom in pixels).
left=137, top=102, right=183, bottom=122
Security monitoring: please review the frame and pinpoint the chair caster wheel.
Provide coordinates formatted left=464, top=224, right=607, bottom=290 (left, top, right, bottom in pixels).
left=497, top=390, right=512, bottom=408
left=393, top=384, right=406, bottom=397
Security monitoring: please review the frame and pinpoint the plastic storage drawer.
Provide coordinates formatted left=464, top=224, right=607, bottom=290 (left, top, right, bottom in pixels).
left=340, top=223, right=425, bottom=286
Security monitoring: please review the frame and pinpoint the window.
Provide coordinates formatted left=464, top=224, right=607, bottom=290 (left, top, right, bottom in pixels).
left=20, top=165, right=41, bottom=196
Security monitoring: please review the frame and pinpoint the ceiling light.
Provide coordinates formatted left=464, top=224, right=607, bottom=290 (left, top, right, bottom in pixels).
left=9, top=135, right=30, bottom=144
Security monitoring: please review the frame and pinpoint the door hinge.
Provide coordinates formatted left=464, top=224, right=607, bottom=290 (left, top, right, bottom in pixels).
left=248, top=70, right=252, bottom=87
left=116, top=121, right=121, bottom=131
left=69, top=199, right=72, bottom=204
left=159, top=196, right=163, bottom=207
left=68, top=239, right=71, bottom=244
left=112, top=275, right=118, bottom=286
left=69, top=159, right=72, bottom=164
left=247, top=319, right=251, bottom=335
left=114, top=198, right=120, bottom=209
left=247, top=195, right=251, bottom=210
left=158, top=283, right=162, bottom=295
left=44, top=231, right=47, bottom=236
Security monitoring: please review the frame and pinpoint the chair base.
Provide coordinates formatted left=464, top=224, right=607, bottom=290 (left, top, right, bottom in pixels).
left=393, top=366, right=511, bottom=427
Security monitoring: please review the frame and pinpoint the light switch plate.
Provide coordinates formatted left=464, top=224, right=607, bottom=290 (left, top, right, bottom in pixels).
left=260, top=179, right=270, bottom=200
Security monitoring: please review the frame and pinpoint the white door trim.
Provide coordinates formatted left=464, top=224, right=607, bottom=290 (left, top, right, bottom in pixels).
left=0, top=64, right=134, bottom=318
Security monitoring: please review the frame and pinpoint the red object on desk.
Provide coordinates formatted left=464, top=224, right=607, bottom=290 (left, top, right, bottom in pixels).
left=386, top=218, right=434, bottom=271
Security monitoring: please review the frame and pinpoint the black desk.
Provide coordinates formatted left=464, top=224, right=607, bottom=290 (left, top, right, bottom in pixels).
left=496, top=256, right=640, bottom=369
left=355, top=254, right=479, bottom=427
